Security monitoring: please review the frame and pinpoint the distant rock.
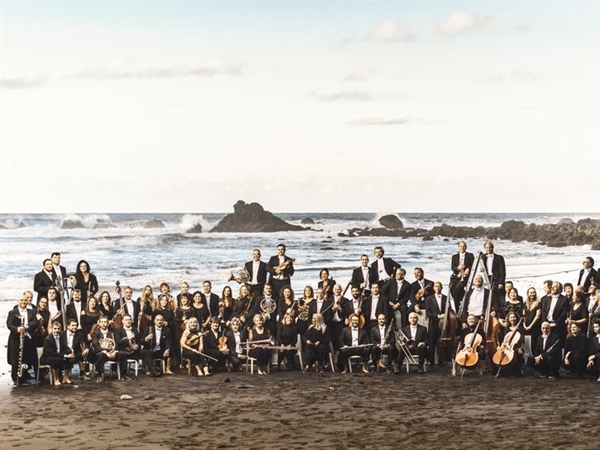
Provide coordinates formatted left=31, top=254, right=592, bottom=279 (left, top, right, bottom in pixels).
left=210, top=201, right=305, bottom=233
left=61, top=219, right=85, bottom=229
left=379, top=215, right=403, bottom=229
left=301, top=217, right=315, bottom=225
left=187, top=223, right=203, bottom=233
left=143, top=219, right=165, bottom=229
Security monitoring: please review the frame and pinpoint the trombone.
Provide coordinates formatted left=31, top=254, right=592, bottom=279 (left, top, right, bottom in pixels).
left=395, top=328, right=418, bottom=365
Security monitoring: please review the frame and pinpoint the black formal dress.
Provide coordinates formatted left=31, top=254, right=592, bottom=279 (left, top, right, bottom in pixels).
left=304, top=326, right=330, bottom=370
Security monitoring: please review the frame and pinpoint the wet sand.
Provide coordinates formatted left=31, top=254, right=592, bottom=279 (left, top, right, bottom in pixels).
left=0, top=365, right=597, bottom=450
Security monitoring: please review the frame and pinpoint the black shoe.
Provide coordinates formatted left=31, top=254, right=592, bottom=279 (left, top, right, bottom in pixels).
left=121, top=375, right=132, bottom=382
left=418, top=365, right=425, bottom=374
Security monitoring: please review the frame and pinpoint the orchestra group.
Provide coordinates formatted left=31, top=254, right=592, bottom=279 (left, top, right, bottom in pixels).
left=6, top=244, right=600, bottom=387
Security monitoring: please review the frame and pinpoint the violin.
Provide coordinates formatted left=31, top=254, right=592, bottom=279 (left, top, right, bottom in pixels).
left=218, top=335, right=228, bottom=352
left=455, top=319, right=483, bottom=367
left=492, top=317, right=524, bottom=367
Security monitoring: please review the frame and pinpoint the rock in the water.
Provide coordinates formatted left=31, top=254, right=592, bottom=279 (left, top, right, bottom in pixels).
left=143, top=219, right=165, bottom=229
left=379, top=215, right=403, bottom=229
left=61, top=220, right=85, bottom=229
left=187, top=223, right=203, bottom=233
left=301, top=217, right=315, bottom=225
left=210, top=201, right=305, bottom=233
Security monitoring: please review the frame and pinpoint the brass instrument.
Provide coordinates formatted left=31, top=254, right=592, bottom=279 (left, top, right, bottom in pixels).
left=296, top=298, right=310, bottom=321
left=17, top=316, right=26, bottom=380
left=99, top=336, right=116, bottom=352
left=395, top=328, right=418, bottom=364
left=260, top=297, right=277, bottom=319
left=228, top=267, right=250, bottom=283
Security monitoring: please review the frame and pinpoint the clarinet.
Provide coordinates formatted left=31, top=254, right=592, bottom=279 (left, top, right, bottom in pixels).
left=17, top=316, right=26, bottom=380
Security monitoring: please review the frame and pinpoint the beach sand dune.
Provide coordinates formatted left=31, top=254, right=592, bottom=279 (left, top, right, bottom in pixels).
left=0, top=367, right=596, bottom=449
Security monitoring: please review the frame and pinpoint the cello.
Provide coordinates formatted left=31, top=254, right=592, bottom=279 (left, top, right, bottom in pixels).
left=492, top=316, right=524, bottom=370
left=436, top=286, right=458, bottom=363
left=455, top=318, right=483, bottom=368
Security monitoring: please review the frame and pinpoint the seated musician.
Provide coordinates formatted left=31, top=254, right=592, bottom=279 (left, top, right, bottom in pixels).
left=338, top=314, right=370, bottom=374
left=91, top=315, right=127, bottom=382
left=397, top=312, right=429, bottom=374
left=41, top=321, right=75, bottom=386
left=180, top=317, right=210, bottom=376
left=225, top=318, right=247, bottom=371
left=247, top=314, right=272, bottom=375
left=115, top=314, right=154, bottom=380
left=562, top=323, right=588, bottom=379
left=370, top=313, right=398, bottom=373
left=457, top=314, right=486, bottom=367
left=533, top=321, right=561, bottom=379
left=202, top=317, right=226, bottom=373
left=494, top=311, right=524, bottom=377
left=586, top=321, right=600, bottom=382
left=64, top=319, right=90, bottom=382
left=304, top=313, right=331, bottom=372
left=142, top=314, right=173, bottom=376
left=276, top=313, right=299, bottom=370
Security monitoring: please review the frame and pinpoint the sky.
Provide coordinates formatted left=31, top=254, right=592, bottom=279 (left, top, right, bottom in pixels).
left=1, top=1, right=599, bottom=214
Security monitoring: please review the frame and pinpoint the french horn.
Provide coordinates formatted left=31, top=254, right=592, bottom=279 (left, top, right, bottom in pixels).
left=228, top=267, right=250, bottom=284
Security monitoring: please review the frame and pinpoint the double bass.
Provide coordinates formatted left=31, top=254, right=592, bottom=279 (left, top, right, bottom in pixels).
left=455, top=318, right=483, bottom=368
left=436, top=287, right=458, bottom=363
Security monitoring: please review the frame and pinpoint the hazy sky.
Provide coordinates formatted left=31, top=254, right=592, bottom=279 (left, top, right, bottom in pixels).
left=1, top=1, right=599, bottom=213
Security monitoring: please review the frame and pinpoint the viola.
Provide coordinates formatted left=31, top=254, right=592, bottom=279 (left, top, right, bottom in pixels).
left=492, top=318, right=524, bottom=366
left=455, top=319, right=483, bottom=367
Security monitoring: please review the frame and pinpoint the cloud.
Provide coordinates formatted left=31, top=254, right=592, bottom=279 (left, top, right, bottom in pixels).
left=74, top=61, right=245, bottom=80
left=431, top=12, right=499, bottom=37
left=342, top=67, right=377, bottom=82
left=475, top=69, right=543, bottom=84
left=367, top=20, right=417, bottom=42
left=1, top=77, right=45, bottom=89
left=311, top=90, right=372, bottom=102
left=347, top=116, right=412, bottom=126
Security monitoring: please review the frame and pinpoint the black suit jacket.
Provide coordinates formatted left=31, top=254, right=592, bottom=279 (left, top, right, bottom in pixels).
left=350, top=266, right=377, bottom=290
left=382, top=278, right=412, bottom=308
left=309, top=298, right=334, bottom=324
left=266, top=255, right=295, bottom=280
left=41, top=332, right=72, bottom=360
left=339, top=326, right=369, bottom=347
left=483, top=253, right=506, bottom=288
left=451, top=252, right=475, bottom=280
left=202, top=293, right=220, bottom=318
left=370, top=257, right=401, bottom=282
left=541, top=295, right=569, bottom=337
left=402, top=324, right=428, bottom=346
left=577, top=268, right=598, bottom=292
left=533, top=332, right=562, bottom=359
left=142, top=325, right=173, bottom=353
left=33, top=270, right=57, bottom=304
left=425, top=294, right=449, bottom=324
left=362, top=295, right=389, bottom=322
left=114, top=299, right=141, bottom=328
left=91, top=328, right=119, bottom=354
left=245, top=260, right=268, bottom=285
left=66, top=302, right=84, bottom=328
left=588, top=334, right=600, bottom=360
left=113, top=327, right=143, bottom=353
left=6, top=308, right=37, bottom=366
left=409, top=279, right=434, bottom=303
left=370, top=324, right=394, bottom=346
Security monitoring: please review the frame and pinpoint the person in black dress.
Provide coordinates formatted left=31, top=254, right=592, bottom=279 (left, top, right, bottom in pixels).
left=180, top=317, right=210, bottom=376
left=247, top=314, right=272, bottom=375
left=73, top=260, right=98, bottom=309
left=566, top=291, right=589, bottom=336
left=304, top=313, right=331, bottom=372
left=317, top=268, right=335, bottom=299
left=523, top=287, right=542, bottom=366
left=276, top=313, right=298, bottom=370
left=562, top=323, right=588, bottom=378
left=192, top=290, right=211, bottom=330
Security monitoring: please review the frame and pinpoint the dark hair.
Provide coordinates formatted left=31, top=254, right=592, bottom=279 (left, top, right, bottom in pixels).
left=585, top=256, right=595, bottom=267
left=76, top=259, right=91, bottom=273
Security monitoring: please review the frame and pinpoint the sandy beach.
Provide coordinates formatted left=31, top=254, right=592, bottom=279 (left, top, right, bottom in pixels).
left=0, top=363, right=597, bottom=450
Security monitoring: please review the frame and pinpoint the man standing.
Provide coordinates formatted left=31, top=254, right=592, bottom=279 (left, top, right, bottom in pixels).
left=483, top=241, right=506, bottom=298
left=267, top=243, right=295, bottom=300
left=245, top=249, right=268, bottom=298
left=201, top=280, right=220, bottom=318
left=541, top=281, right=569, bottom=343
left=449, top=241, right=475, bottom=310
left=6, top=294, right=38, bottom=386
left=66, top=289, right=84, bottom=330
left=350, top=254, right=377, bottom=299
left=115, top=286, right=140, bottom=330
left=383, top=268, right=412, bottom=329
left=371, top=246, right=401, bottom=287
left=34, top=259, right=57, bottom=306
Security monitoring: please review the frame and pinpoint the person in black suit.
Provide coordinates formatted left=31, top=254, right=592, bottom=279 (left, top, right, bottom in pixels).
left=308, top=287, right=334, bottom=327
left=266, top=243, right=295, bottom=301
left=338, top=314, right=370, bottom=373
left=586, top=321, right=600, bottom=381
left=91, top=315, right=126, bottom=381
left=577, top=256, right=597, bottom=300
left=425, top=281, right=454, bottom=366
left=41, top=321, right=75, bottom=386
left=350, top=254, right=377, bottom=299
left=459, top=275, right=491, bottom=324
left=7, top=295, right=38, bottom=386
left=142, top=313, right=173, bottom=376
left=562, top=323, right=588, bottom=378
left=65, top=289, right=84, bottom=330
left=225, top=318, right=248, bottom=371
left=114, top=314, right=153, bottom=379
left=533, top=321, right=562, bottom=379
left=51, top=252, right=69, bottom=305
left=409, top=267, right=434, bottom=310
left=33, top=259, right=57, bottom=306
left=370, top=313, right=398, bottom=372
left=362, top=282, right=389, bottom=335
left=371, top=246, right=401, bottom=287
left=449, top=240, right=475, bottom=309
left=64, top=319, right=91, bottom=381
left=382, top=267, right=412, bottom=329
left=201, top=280, right=221, bottom=318
left=541, top=281, right=569, bottom=342
left=397, top=312, right=429, bottom=373
left=244, top=249, right=269, bottom=298
left=329, top=283, right=350, bottom=353
left=114, top=286, right=141, bottom=330
left=483, top=241, right=506, bottom=297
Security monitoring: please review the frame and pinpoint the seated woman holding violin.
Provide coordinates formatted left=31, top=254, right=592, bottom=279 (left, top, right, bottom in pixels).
left=180, top=317, right=210, bottom=376
left=493, top=312, right=525, bottom=377
left=202, top=317, right=228, bottom=373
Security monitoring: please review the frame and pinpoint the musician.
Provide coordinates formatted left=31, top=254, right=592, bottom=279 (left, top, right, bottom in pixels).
left=276, top=313, right=299, bottom=370
left=425, top=281, right=452, bottom=366
left=142, top=313, right=173, bottom=376
left=218, top=285, right=235, bottom=328
left=327, top=284, right=348, bottom=351
left=308, top=287, right=334, bottom=327
left=362, top=282, right=388, bottom=335
left=245, top=248, right=268, bottom=297
left=482, top=241, right=506, bottom=297
left=495, top=312, right=524, bottom=377
left=154, top=294, right=176, bottom=346
left=41, top=321, right=75, bottom=386
left=523, top=287, right=542, bottom=365
left=33, top=258, right=57, bottom=306
left=91, top=315, right=127, bottom=382
left=398, top=312, right=429, bottom=374
left=98, top=291, right=116, bottom=322
left=225, top=318, right=247, bottom=371
left=317, top=268, right=336, bottom=299
left=114, top=314, right=155, bottom=378
left=73, top=259, right=98, bottom=309
left=501, top=281, right=523, bottom=305
left=498, top=287, right=524, bottom=326
left=158, top=282, right=176, bottom=310
left=457, top=314, right=487, bottom=367
left=577, top=256, right=597, bottom=294
left=304, top=312, right=330, bottom=373
left=35, top=296, right=50, bottom=348
left=350, top=254, right=377, bottom=298
left=258, top=283, right=278, bottom=338
left=201, top=280, right=220, bottom=318
left=459, top=275, right=490, bottom=324
left=247, top=314, right=272, bottom=375
left=347, top=286, right=365, bottom=325
left=174, top=294, right=195, bottom=368
left=370, top=313, right=397, bottom=373
left=22, top=289, right=36, bottom=312
left=232, top=284, right=254, bottom=328
left=202, top=317, right=226, bottom=373
left=46, top=287, right=62, bottom=328
left=567, top=290, right=589, bottom=336
left=51, top=252, right=68, bottom=305
left=66, top=288, right=84, bottom=330
left=586, top=321, right=600, bottom=381
left=449, top=240, right=475, bottom=308
left=7, top=294, right=38, bottom=386
left=383, top=268, right=412, bottom=329
left=192, top=290, right=211, bottom=330
left=176, top=282, right=193, bottom=308
left=64, top=319, right=91, bottom=382
left=338, top=314, right=370, bottom=373
left=562, top=323, right=588, bottom=379
left=180, top=317, right=210, bottom=376
left=296, top=285, right=314, bottom=337
left=81, top=296, right=100, bottom=341
left=267, top=243, right=295, bottom=301
left=541, top=281, right=569, bottom=342
left=409, top=268, right=434, bottom=309
left=372, top=246, right=401, bottom=287
left=533, top=322, right=561, bottom=379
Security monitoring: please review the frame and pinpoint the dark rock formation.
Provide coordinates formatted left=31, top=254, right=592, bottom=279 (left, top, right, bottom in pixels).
left=61, top=219, right=85, bottom=229
left=210, top=201, right=305, bottom=233
left=301, top=217, right=315, bottom=225
left=379, top=215, right=403, bottom=229
left=187, top=223, right=203, bottom=233
left=339, top=217, right=600, bottom=249
left=143, top=219, right=165, bottom=229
